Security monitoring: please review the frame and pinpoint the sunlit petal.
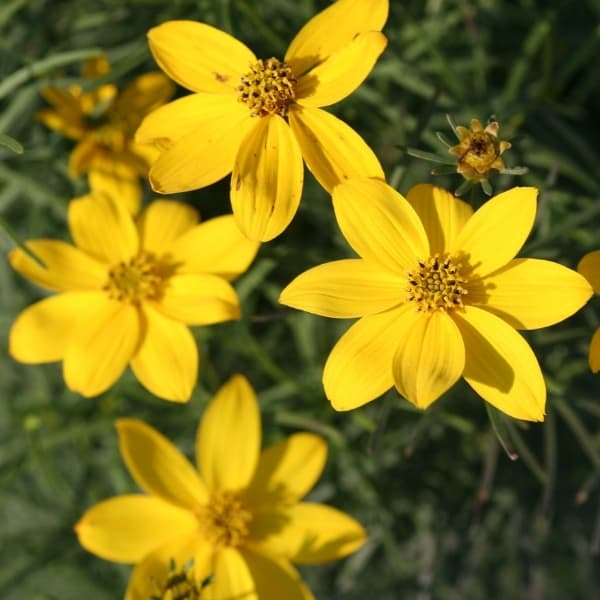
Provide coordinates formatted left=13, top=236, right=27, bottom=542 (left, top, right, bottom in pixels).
left=323, top=304, right=415, bottom=410
left=392, top=310, right=465, bottom=409
left=231, top=115, right=303, bottom=241
left=406, top=184, right=473, bottom=255
left=295, top=32, right=387, bottom=107
left=117, top=418, right=208, bottom=508
left=206, top=548, right=256, bottom=600
left=148, top=21, right=256, bottom=93
left=279, top=259, right=405, bottom=318
left=75, top=495, right=196, bottom=563
left=89, top=167, right=142, bottom=215
left=242, top=433, right=326, bottom=508
left=197, top=375, right=261, bottom=492
left=332, top=178, right=429, bottom=273
left=289, top=106, right=383, bottom=193
left=285, top=0, right=388, bottom=76
left=452, top=187, right=537, bottom=278
left=130, top=304, right=198, bottom=403
left=471, top=258, right=593, bottom=329
left=454, top=305, right=546, bottom=421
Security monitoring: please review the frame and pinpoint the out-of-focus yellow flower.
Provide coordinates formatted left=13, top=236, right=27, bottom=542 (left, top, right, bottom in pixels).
left=449, top=118, right=511, bottom=182
left=280, top=180, right=593, bottom=421
left=37, top=56, right=174, bottom=208
left=75, top=375, right=366, bottom=600
left=136, top=0, right=389, bottom=241
left=577, top=250, right=600, bottom=372
left=9, top=187, right=258, bottom=401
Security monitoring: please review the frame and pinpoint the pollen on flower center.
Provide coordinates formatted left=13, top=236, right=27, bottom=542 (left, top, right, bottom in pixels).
left=102, top=251, right=172, bottom=304
left=195, top=490, right=252, bottom=549
left=150, top=559, right=203, bottom=600
left=406, top=254, right=468, bottom=312
left=237, top=57, right=297, bottom=118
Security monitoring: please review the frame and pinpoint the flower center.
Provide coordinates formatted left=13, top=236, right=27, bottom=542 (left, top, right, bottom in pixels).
left=460, top=130, right=499, bottom=170
left=406, top=254, right=468, bottom=312
left=195, top=491, right=252, bottom=549
left=102, top=251, right=173, bottom=304
left=237, top=58, right=297, bottom=117
left=150, top=560, right=205, bottom=600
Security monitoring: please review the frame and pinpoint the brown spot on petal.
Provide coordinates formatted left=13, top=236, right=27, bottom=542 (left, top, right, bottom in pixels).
left=214, top=72, right=229, bottom=82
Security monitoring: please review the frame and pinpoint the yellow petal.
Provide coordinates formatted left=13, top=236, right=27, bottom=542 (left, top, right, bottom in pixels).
left=136, top=93, right=244, bottom=146
left=240, top=549, right=313, bottom=600
left=117, top=418, right=209, bottom=508
left=68, top=192, right=139, bottom=264
left=285, top=0, right=389, bottom=76
left=279, top=259, right=405, bottom=318
left=69, top=137, right=99, bottom=177
left=136, top=200, right=199, bottom=256
left=169, top=215, right=260, bottom=281
left=9, top=292, right=99, bottom=363
left=126, top=537, right=213, bottom=600
left=242, top=433, right=327, bottom=508
left=9, top=240, right=106, bottom=292
left=130, top=304, right=198, bottom=403
left=113, top=72, right=175, bottom=119
left=296, top=32, right=387, bottom=107
left=332, top=178, right=429, bottom=273
left=288, top=106, right=383, bottom=193
left=471, top=258, right=593, bottom=330
left=392, top=310, right=465, bottom=409
left=75, top=495, right=196, bottom=563
left=197, top=375, right=261, bottom=492
left=454, top=305, right=546, bottom=421
left=249, top=502, right=366, bottom=564
left=148, top=21, right=256, bottom=93
left=578, top=249, right=600, bottom=294
left=589, top=327, right=600, bottom=373
left=406, top=184, right=473, bottom=255
left=148, top=99, right=256, bottom=194
left=231, top=115, right=303, bottom=242
left=323, top=305, right=414, bottom=410
left=206, top=548, right=256, bottom=600
left=89, top=165, right=142, bottom=216
left=63, top=298, right=139, bottom=397
left=157, top=273, right=240, bottom=325
left=451, top=187, right=537, bottom=278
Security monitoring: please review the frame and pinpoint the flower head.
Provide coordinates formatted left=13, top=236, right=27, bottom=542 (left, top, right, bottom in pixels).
left=280, top=180, right=593, bottom=420
left=577, top=250, right=600, bottom=372
left=449, top=118, right=511, bottom=182
left=9, top=187, right=258, bottom=401
left=75, top=375, right=366, bottom=599
left=136, top=0, right=389, bottom=241
left=37, top=56, right=174, bottom=211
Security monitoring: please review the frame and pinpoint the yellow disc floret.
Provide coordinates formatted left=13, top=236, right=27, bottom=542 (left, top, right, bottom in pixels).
left=406, top=254, right=468, bottom=312
left=238, top=58, right=297, bottom=117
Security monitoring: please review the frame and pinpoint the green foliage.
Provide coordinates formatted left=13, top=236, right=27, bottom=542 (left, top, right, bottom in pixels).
left=1, top=0, right=599, bottom=598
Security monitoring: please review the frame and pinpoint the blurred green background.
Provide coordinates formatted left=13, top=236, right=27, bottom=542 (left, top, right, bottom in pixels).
left=1, top=0, right=600, bottom=598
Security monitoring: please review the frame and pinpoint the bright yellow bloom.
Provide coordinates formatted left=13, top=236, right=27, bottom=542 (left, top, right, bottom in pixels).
left=37, top=56, right=174, bottom=211
left=280, top=180, right=593, bottom=421
left=9, top=188, right=258, bottom=402
left=577, top=250, right=600, bottom=372
left=76, top=375, right=366, bottom=599
left=136, top=0, right=388, bottom=241
left=449, top=118, right=511, bottom=182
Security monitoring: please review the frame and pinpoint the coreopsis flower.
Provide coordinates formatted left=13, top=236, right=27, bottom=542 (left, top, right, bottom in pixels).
left=280, top=180, right=593, bottom=421
left=9, top=188, right=258, bottom=402
left=136, top=0, right=388, bottom=241
left=577, top=250, right=600, bottom=372
left=37, top=56, right=174, bottom=210
left=76, top=375, right=366, bottom=600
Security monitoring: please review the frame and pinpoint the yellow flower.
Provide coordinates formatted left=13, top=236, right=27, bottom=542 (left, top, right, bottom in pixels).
left=75, top=375, right=366, bottom=600
left=9, top=187, right=258, bottom=401
left=449, top=118, right=511, bottom=182
left=37, top=56, right=174, bottom=210
left=136, top=0, right=389, bottom=241
left=577, top=250, right=600, bottom=372
left=280, top=180, right=593, bottom=421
